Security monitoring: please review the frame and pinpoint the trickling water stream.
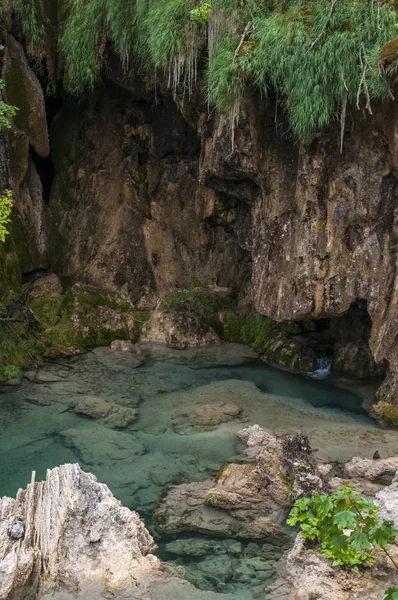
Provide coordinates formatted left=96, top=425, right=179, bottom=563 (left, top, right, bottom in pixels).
left=307, top=355, right=332, bottom=380
left=0, top=342, right=397, bottom=599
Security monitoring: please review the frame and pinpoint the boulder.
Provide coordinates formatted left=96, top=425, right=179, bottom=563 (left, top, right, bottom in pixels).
left=142, top=307, right=220, bottom=349
left=344, top=455, right=398, bottom=484
left=29, top=274, right=63, bottom=298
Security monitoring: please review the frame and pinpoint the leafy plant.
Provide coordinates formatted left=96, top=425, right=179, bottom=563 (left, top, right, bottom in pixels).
left=168, top=288, right=215, bottom=318
left=0, top=190, right=13, bottom=243
left=287, top=484, right=397, bottom=571
left=0, top=45, right=17, bottom=129
left=3, top=364, right=22, bottom=380
left=190, top=2, right=212, bottom=24
left=385, top=587, right=398, bottom=600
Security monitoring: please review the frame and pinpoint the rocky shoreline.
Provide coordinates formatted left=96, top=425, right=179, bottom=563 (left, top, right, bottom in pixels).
left=1, top=425, right=398, bottom=600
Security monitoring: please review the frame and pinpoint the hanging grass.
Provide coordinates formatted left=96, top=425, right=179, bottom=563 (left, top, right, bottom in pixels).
left=13, top=0, right=398, bottom=140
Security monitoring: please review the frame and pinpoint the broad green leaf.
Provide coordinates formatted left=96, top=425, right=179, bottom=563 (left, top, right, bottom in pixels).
left=333, top=510, right=357, bottom=531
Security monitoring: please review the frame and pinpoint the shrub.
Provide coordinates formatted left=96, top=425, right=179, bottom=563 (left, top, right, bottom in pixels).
left=287, top=484, right=397, bottom=571
left=3, top=364, right=22, bottom=380
left=0, top=190, right=14, bottom=243
left=168, top=288, right=215, bottom=318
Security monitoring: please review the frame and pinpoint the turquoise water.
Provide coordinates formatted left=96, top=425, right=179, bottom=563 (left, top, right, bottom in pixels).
left=0, top=342, right=396, bottom=599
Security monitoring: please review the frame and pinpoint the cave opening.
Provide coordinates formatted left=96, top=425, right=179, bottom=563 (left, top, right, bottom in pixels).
left=29, top=145, right=55, bottom=205
left=295, top=300, right=387, bottom=379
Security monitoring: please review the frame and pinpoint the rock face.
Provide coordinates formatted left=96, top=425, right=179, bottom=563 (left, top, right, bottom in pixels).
left=0, top=464, right=158, bottom=598
left=45, top=69, right=398, bottom=399
left=3, top=34, right=50, bottom=274
left=153, top=426, right=325, bottom=541
left=3, top=36, right=398, bottom=398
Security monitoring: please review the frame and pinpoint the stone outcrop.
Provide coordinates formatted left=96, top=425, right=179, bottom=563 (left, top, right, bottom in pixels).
left=269, top=535, right=398, bottom=600
left=0, top=463, right=157, bottom=598
left=3, top=34, right=50, bottom=275
left=0, top=464, right=236, bottom=600
left=153, top=426, right=325, bottom=541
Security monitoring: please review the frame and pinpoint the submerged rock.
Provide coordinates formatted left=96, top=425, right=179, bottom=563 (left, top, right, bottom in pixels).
left=60, top=427, right=145, bottom=464
left=173, top=402, right=246, bottom=435
left=74, top=396, right=137, bottom=429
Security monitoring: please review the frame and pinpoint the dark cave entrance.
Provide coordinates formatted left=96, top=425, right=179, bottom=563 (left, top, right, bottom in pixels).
left=295, top=300, right=387, bottom=379
left=29, top=92, right=63, bottom=205
left=29, top=145, right=55, bottom=205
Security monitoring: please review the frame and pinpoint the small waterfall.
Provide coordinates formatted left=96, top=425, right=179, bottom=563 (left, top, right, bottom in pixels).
left=307, top=355, right=332, bottom=380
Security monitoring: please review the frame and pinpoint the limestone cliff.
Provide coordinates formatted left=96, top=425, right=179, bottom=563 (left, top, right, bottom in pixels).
left=1, top=32, right=398, bottom=411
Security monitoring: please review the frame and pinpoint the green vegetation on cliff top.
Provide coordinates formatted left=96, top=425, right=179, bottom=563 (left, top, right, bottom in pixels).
left=14, top=0, right=398, bottom=139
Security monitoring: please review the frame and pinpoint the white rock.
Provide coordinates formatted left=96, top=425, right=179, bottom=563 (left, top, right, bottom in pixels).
left=344, top=456, right=398, bottom=482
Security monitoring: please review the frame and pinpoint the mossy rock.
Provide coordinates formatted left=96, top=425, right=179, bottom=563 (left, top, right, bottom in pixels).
left=382, top=402, right=398, bottom=426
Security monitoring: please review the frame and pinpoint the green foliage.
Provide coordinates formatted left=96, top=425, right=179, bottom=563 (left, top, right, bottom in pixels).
left=0, top=45, right=18, bottom=130
left=168, top=288, right=216, bottom=318
left=0, top=190, right=14, bottom=243
left=3, top=364, right=22, bottom=380
left=190, top=2, right=212, bottom=24
left=60, top=0, right=107, bottom=95
left=385, top=587, right=398, bottom=600
left=15, top=0, right=398, bottom=138
left=288, top=484, right=397, bottom=571
left=381, top=402, right=398, bottom=425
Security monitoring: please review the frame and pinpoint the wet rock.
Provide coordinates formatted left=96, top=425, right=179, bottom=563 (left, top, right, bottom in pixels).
left=165, top=538, right=224, bottom=558
left=74, top=397, right=137, bottom=429
left=344, top=455, right=398, bottom=484
left=173, top=402, right=245, bottom=435
left=24, top=370, right=63, bottom=384
left=110, top=340, right=144, bottom=355
left=197, top=557, right=233, bottom=587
